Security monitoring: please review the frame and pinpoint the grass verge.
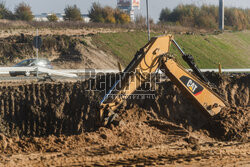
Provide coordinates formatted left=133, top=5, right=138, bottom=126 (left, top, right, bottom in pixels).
left=92, top=31, right=250, bottom=68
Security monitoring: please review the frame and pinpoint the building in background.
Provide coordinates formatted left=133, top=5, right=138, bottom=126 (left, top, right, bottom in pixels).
left=81, top=14, right=90, bottom=23
left=34, top=13, right=51, bottom=22
left=117, top=0, right=140, bottom=21
left=34, top=13, right=90, bottom=22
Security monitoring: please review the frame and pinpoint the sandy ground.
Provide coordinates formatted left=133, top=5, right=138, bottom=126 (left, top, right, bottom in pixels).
left=0, top=73, right=248, bottom=167
left=0, top=117, right=249, bottom=167
left=0, top=22, right=248, bottom=166
left=1, top=139, right=249, bottom=166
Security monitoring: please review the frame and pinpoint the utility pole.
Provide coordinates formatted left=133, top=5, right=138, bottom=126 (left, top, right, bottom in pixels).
left=36, top=29, right=39, bottom=78
left=33, top=29, right=42, bottom=78
left=146, top=0, right=150, bottom=41
left=219, top=0, right=224, bottom=31
left=36, top=29, right=39, bottom=61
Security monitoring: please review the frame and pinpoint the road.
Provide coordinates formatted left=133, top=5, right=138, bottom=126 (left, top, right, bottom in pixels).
left=0, top=75, right=88, bottom=82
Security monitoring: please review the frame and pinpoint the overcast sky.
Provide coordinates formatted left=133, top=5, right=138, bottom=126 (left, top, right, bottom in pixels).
left=4, top=0, right=250, bottom=22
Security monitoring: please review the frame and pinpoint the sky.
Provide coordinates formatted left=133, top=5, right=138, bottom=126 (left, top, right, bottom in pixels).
left=4, top=0, right=250, bottom=22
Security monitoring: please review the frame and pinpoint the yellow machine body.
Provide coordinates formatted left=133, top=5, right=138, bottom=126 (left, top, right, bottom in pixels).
left=99, top=35, right=227, bottom=125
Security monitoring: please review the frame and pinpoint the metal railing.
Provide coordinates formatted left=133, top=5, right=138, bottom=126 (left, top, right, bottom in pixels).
left=0, top=67, right=77, bottom=78
left=0, top=67, right=249, bottom=77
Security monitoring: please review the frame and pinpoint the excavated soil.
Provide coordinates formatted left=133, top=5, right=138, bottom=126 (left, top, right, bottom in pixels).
left=0, top=73, right=249, bottom=166
left=0, top=34, right=119, bottom=69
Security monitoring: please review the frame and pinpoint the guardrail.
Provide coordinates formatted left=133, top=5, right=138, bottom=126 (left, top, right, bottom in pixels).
left=0, top=67, right=77, bottom=78
left=57, top=68, right=250, bottom=74
left=0, top=67, right=249, bottom=77
left=38, top=67, right=77, bottom=78
left=47, top=69, right=250, bottom=73
left=199, top=69, right=250, bottom=73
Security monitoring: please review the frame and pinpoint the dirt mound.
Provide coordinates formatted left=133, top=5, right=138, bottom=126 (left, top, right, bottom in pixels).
left=205, top=72, right=249, bottom=107
left=0, top=34, right=118, bottom=69
left=0, top=81, right=99, bottom=137
left=0, top=73, right=249, bottom=143
left=126, top=73, right=249, bottom=130
left=0, top=107, right=190, bottom=155
left=203, top=106, right=249, bottom=141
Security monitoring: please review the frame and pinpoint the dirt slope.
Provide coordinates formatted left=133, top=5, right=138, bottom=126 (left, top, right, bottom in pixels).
left=0, top=73, right=249, bottom=166
left=0, top=73, right=248, bottom=137
left=0, top=34, right=119, bottom=69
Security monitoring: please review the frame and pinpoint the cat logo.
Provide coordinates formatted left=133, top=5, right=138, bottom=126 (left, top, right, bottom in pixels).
left=187, top=79, right=198, bottom=93
left=180, top=76, right=204, bottom=96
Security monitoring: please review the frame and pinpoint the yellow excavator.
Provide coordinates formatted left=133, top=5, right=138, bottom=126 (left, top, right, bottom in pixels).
left=98, top=35, right=227, bottom=126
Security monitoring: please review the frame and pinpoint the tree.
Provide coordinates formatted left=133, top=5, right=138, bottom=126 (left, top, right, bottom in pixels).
left=0, top=2, right=14, bottom=20
left=64, top=5, right=82, bottom=21
left=47, top=13, right=58, bottom=22
left=88, top=2, right=130, bottom=24
left=103, top=6, right=116, bottom=23
left=117, top=12, right=130, bottom=24
left=158, top=4, right=250, bottom=30
left=15, top=2, right=33, bottom=21
left=159, top=7, right=171, bottom=22
left=88, top=2, right=105, bottom=23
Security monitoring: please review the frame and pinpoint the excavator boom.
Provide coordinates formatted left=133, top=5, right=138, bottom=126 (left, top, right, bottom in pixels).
left=99, top=35, right=227, bottom=126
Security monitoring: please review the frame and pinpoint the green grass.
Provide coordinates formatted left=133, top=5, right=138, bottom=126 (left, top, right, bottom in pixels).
left=92, top=31, right=250, bottom=68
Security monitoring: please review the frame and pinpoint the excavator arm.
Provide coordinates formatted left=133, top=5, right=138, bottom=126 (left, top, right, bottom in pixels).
left=98, top=35, right=227, bottom=126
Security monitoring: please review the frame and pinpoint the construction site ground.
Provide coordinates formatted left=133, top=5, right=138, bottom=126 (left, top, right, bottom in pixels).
left=0, top=73, right=249, bottom=166
left=0, top=25, right=249, bottom=166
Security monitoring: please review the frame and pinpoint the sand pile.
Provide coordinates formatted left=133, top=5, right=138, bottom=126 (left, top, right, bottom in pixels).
left=0, top=73, right=248, bottom=145
left=203, top=106, right=249, bottom=141
left=0, top=108, right=187, bottom=154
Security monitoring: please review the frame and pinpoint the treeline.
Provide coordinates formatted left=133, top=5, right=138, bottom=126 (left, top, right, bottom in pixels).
left=0, top=2, right=33, bottom=21
left=159, top=4, right=250, bottom=30
left=2, top=1, right=250, bottom=30
left=0, top=2, right=85, bottom=22
left=0, top=1, right=131, bottom=24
